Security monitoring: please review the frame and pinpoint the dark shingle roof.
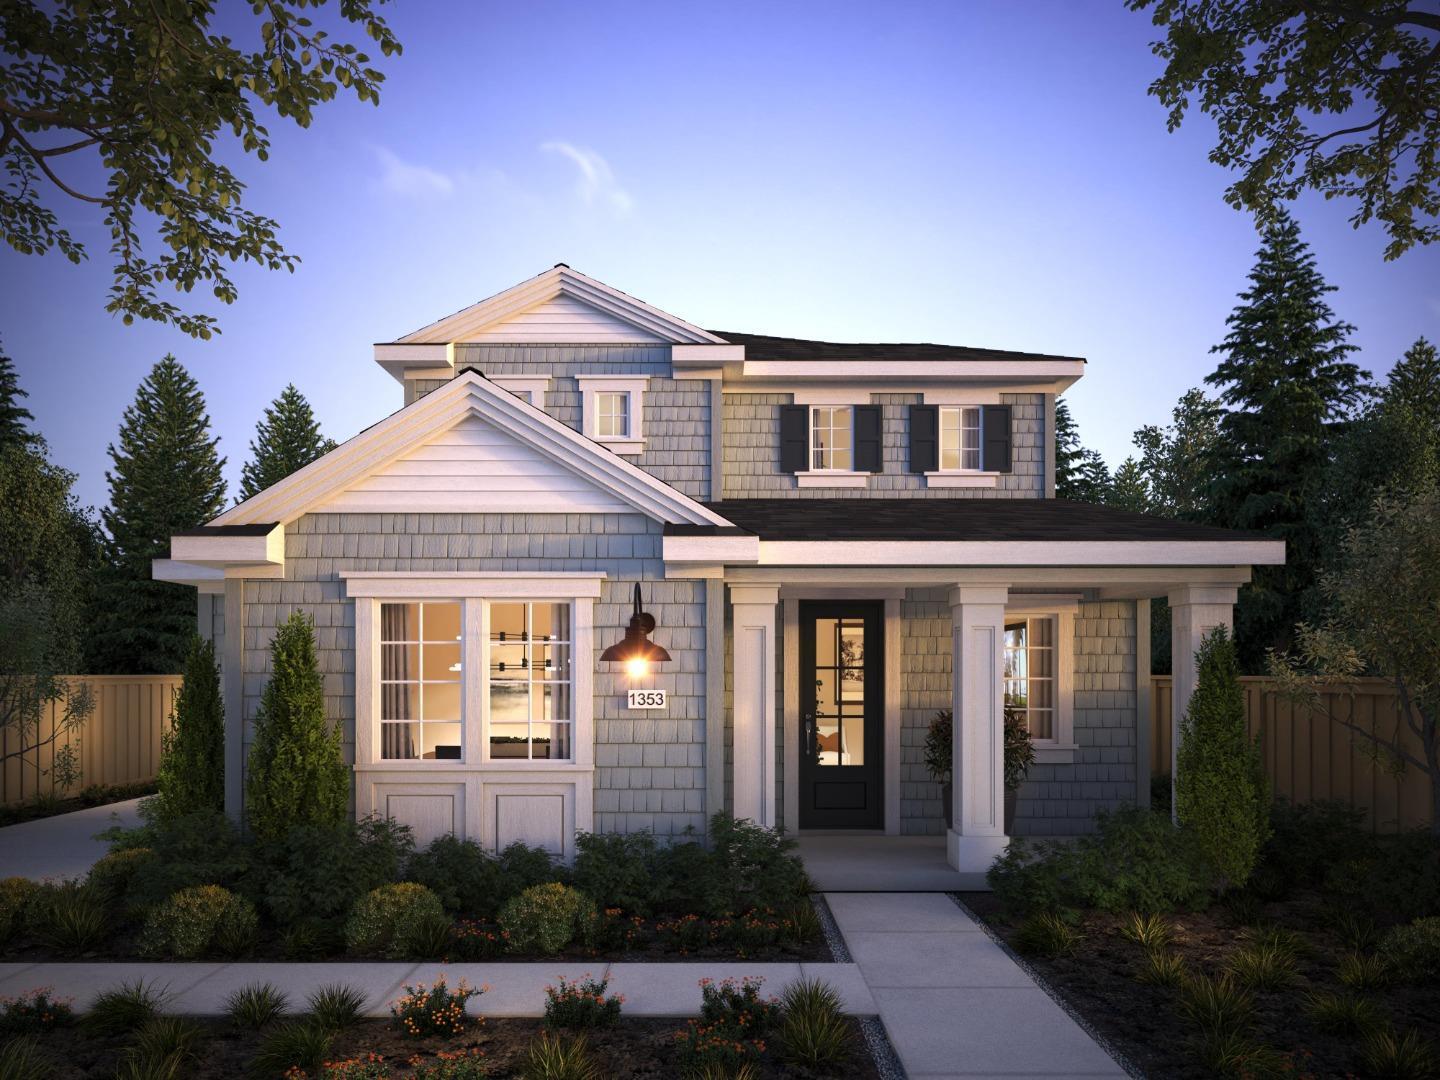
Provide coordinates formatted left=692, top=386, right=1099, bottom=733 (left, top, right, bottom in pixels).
left=708, top=331, right=1085, bottom=365
left=667, top=499, right=1266, bottom=543
left=175, top=523, right=279, bottom=537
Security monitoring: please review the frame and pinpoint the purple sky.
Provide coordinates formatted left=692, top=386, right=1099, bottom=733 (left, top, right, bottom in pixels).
left=4, top=0, right=1438, bottom=512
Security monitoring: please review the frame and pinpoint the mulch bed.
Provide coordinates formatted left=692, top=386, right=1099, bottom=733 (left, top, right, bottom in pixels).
left=22, top=1015, right=881, bottom=1079
left=961, top=891, right=1438, bottom=1080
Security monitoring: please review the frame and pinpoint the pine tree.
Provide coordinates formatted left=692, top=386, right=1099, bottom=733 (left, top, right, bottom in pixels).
left=238, top=384, right=337, bottom=502
left=1054, top=397, right=1112, bottom=502
left=1205, top=210, right=1367, bottom=670
left=1383, top=337, right=1440, bottom=425
left=89, top=356, right=226, bottom=673
left=1106, top=458, right=1151, bottom=513
left=246, top=612, right=348, bottom=841
left=0, top=346, right=37, bottom=451
left=1132, top=388, right=1222, bottom=520
left=155, top=635, right=225, bottom=821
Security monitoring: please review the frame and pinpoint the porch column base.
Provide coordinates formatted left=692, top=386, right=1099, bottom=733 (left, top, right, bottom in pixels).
left=947, top=829, right=1009, bottom=873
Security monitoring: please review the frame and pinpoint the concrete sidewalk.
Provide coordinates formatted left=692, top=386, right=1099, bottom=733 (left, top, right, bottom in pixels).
left=826, top=892, right=1127, bottom=1079
left=0, top=960, right=875, bottom=1018
left=0, top=798, right=144, bottom=881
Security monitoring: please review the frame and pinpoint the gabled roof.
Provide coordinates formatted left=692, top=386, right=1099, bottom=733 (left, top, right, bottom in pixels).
left=709, top=331, right=1086, bottom=365
left=393, top=265, right=726, bottom=346
left=211, top=370, right=733, bottom=528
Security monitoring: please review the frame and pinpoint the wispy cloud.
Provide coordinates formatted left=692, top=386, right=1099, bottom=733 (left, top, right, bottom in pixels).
left=540, top=141, right=634, bottom=216
left=374, top=146, right=456, bottom=198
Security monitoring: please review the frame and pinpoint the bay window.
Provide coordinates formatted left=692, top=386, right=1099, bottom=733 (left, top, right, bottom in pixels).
left=488, top=602, right=573, bottom=760
left=380, top=601, right=462, bottom=760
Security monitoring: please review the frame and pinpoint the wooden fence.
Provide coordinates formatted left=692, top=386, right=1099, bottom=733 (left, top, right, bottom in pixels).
left=1152, top=676, right=1432, bottom=832
left=1, top=676, right=181, bottom=806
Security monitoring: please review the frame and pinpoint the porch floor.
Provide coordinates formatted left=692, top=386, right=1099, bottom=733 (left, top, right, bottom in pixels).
left=796, top=833, right=988, bottom=891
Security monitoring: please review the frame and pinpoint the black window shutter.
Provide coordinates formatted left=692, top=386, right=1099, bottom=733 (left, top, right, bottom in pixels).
left=982, top=405, right=1012, bottom=472
left=909, top=405, right=938, bottom=472
left=780, top=404, right=809, bottom=473
left=854, top=405, right=882, bottom=473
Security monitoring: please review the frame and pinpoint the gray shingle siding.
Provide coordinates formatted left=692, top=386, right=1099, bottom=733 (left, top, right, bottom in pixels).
left=900, top=589, right=950, bottom=835
left=238, top=512, right=708, bottom=838
left=721, top=392, right=1045, bottom=498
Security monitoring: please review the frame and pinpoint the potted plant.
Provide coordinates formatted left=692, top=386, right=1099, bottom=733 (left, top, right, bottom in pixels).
left=925, top=706, right=1035, bottom=832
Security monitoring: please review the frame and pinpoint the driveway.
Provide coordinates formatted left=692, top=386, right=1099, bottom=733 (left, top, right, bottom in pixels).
left=0, top=798, right=145, bottom=881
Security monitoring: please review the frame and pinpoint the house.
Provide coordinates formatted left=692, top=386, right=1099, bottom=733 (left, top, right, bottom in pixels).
left=155, top=265, right=1283, bottom=873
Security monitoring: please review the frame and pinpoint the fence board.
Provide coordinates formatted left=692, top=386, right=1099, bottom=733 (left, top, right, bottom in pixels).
left=1, top=676, right=181, bottom=806
left=1152, top=676, right=1432, bottom=832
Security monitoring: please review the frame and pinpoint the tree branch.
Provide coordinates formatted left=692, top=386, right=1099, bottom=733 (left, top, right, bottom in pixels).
left=6, top=124, right=107, bottom=204
left=1310, top=694, right=1428, bottom=772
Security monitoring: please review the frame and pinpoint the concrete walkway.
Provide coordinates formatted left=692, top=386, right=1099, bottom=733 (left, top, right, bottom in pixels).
left=0, top=798, right=145, bottom=881
left=826, top=892, right=1126, bottom=1079
left=797, top=834, right=986, bottom=891
left=0, top=960, right=874, bottom=1018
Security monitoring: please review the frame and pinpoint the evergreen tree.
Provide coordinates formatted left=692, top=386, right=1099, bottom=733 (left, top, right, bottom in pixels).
left=238, top=384, right=337, bottom=502
left=1105, top=458, right=1151, bottom=513
left=0, top=346, right=37, bottom=450
left=1132, top=388, right=1222, bottom=520
left=1054, top=397, right=1112, bottom=502
left=1205, top=211, right=1368, bottom=670
left=154, top=635, right=225, bottom=821
left=90, top=357, right=226, bottom=674
left=246, top=612, right=348, bottom=841
left=1175, top=627, right=1269, bottom=890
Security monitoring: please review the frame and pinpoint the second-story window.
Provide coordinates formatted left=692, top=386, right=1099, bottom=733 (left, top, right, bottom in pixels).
left=811, top=406, right=854, bottom=471
left=940, top=407, right=982, bottom=471
left=596, top=391, right=630, bottom=439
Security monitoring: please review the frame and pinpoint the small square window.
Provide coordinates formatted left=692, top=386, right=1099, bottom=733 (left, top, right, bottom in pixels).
left=596, top=392, right=629, bottom=439
left=811, top=406, right=854, bottom=471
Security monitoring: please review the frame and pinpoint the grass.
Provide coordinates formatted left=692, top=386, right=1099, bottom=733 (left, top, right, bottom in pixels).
left=1189, top=1029, right=1289, bottom=1078
left=224, top=983, right=289, bottom=1030
left=1120, top=912, right=1174, bottom=951
left=1177, top=974, right=1254, bottom=1038
left=690, top=1063, right=759, bottom=1080
left=114, top=1017, right=203, bottom=1080
left=784, top=901, right=823, bottom=946
left=249, top=1019, right=334, bottom=1078
left=1013, top=912, right=1080, bottom=958
left=403, top=910, right=455, bottom=959
left=1361, top=1027, right=1440, bottom=1080
left=306, top=984, right=367, bottom=1030
left=1303, top=989, right=1384, bottom=1036
left=1134, top=949, right=1188, bottom=988
left=0, top=1036, right=52, bottom=1080
left=519, top=1031, right=601, bottom=1080
left=778, top=978, right=851, bottom=1069
left=1331, top=909, right=1380, bottom=953
left=1225, top=941, right=1299, bottom=990
left=1338, top=951, right=1391, bottom=991
left=85, top=980, right=171, bottom=1036
left=36, top=884, right=109, bottom=955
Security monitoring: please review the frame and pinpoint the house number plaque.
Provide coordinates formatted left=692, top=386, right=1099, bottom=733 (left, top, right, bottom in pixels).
left=627, top=689, right=667, bottom=710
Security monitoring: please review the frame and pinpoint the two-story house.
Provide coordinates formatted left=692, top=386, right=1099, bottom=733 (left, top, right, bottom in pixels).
left=156, top=265, right=1283, bottom=873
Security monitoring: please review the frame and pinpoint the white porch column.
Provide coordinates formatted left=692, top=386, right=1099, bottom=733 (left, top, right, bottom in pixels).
left=948, top=585, right=1010, bottom=871
left=729, top=584, right=780, bottom=827
left=1168, top=584, right=1239, bottom=816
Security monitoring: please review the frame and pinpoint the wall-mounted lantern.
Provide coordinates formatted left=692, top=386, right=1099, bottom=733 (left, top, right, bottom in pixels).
left=600, top=583, right=671, bottom=678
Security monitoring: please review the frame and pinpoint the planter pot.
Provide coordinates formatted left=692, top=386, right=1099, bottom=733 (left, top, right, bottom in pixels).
left=941, top=780, right=952, bottom=830
left=1004, top=788, right=1018, bottom=834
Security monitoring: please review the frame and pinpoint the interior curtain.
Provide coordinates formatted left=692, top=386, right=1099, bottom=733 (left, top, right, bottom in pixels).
left=381, top=603, right=416, bottom=759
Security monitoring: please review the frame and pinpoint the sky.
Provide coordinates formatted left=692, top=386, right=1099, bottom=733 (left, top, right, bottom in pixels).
left=4, top=0, right=1438, bottom=512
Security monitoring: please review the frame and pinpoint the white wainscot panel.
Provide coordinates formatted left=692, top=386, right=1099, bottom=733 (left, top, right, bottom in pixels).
left=372, top=782, right=465, bottom=847
left=484, top=780, right=580, bottom=861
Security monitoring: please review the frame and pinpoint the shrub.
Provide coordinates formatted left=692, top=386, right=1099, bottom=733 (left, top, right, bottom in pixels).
left=544, top=975, right=622, bottom=1029
left=120, top=1016, right=202, bottom=1077
left=450, top=919, right=510, bottom=960
left=1333, top=909, right=1380, bottom=952
left=254, top=815, right=414, bottom=928
left=31, top=882, right=108, bottom=954
left=778, top=978, right=850, bottom=1069
left=409, top=1048, right=490, bottom=1079
left=1361, top=1028, right=1439, bottom=1080
left=0, top=878, right=38, bottom=945
left=1189, top=1031, right=1289, bottom=1078
left=319, top=1054, right=390, bottom=1080
left=391, top=975, right=483, bottom=1039
left=345, top=882, right=445, bottom=959
left=245, top=611, right=349, bottom=842
left=1326, top=828, right=1440, bottom=924
left=118, top=810, right=251, bottom=912
left=520, top=1031, right=599, bottom=1080
left=498, top=883, right=595, bottom=956
left=1303, top=989, right=1384, bottom=1036
left=138, top=884, right=257, bottom=959
left=700, top=814, right=810, bottom=916
left=673, top=1019, right=767, bottom=1076
left=572, top=831, right=665, bottom=915
left=1013, top=912, right=1080, bottom=958
left=0, top=1036, right=52, bottom=1080
left=406, top=835, right=505, bottom=918
left=1380, top=917, right=1440, bottom=984
left=699, top=976, right=780, bottom=1034
left=225, top=982, right=289, bottom=1029
left=783, top=900, right=822, bottom=946
left=0, top=988, right=74, bottom=1035
left=282, top=918, right=344, bottom=961
left=307, top=984, right=368, bottom=1031
left=988, top=807, right=1210, bottom=916
left=86, top=848, right=158, bottom=907
left=1175, top=627, right=1269, bottom=890
left=85, top=979, right=171, bottom=1035
left=1260, top=799, right=1373, bottom=891
left=153, top=635, right=224, bottom=822
left=251, top=1020, right=334, bottom=1078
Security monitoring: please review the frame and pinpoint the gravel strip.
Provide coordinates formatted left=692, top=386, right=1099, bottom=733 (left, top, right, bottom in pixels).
left=860, top=1014, right=908, bottom=1080
left=814, top=893, right=852, bottom=962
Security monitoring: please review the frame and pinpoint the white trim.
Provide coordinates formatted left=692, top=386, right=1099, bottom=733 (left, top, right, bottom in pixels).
left=796, top=473, right=869, bottom=489
left=663, top=535, right=761, bottom=566
left=1001, top=608, right=1076, bottom=755
left=169, top=526, right=284, bottom=567
left=374, top=342, right=454, bottom=382
left=489, top=376, right=551, bottom=405
left=742, top=359, right=1085, bottom=383
left=923, top=389, right=1005, bottom=405
left=208, top=371, right=732, bottom=529
left=152, top=558, right=224, bottom=592
left=342, top=572, right=605, bottom=599
left=924, top=472, right=1000, bottom=489
left=394, top=266, right=724, bottom=346
left=577, top=376, right=649, bottom=456
left=755, top=540, right=1286, bottom=567
left=730, top=583, right=780, bottom=827
left=791, top=388, right=871, bottom=406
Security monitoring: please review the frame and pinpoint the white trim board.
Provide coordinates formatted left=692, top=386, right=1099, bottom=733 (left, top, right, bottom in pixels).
left=751, top=539, right=1286, bottom=567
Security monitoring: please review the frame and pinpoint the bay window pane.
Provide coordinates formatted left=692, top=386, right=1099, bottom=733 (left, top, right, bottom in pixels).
left=530, top=723, right=570, bottom=760
left=381, top=683, right=420, bottom=721
left=423, top=681, right=461, bottom=722
left=490, top=724, right=529, bottom=758
left=422, top=643, right=461, bottom=680
left=490, top=643, right=525, bottom=675
left=381, top=643, right=418, bottom=681
left=489, top=682, right=529, bottom=725
left=422, top=602, right=461, bottom=642
left=537, top=682, right=571, bottom=722
left=381, top=722, right=418, bottom=760
left=422, top=722, right=462, bottom=759
left=490, top=603, right=526, bottom=640
left=531, top=603, right=569, bottom=642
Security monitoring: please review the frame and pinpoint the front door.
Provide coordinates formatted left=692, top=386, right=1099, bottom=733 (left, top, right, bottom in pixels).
left=799, top=601, right=884, bottom=829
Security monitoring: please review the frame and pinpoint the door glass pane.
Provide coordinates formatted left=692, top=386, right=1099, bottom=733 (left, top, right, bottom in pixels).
left=812, top=616, right=865, bottom=767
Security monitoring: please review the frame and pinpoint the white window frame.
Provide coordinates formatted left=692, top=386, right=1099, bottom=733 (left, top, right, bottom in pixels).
left=797, top=404, right=868, bottom=487
left=922, top=392, right=1000, bottom=489
left=577, top=376, right=647, bottom=455
left=377, top=600, right=465, bottom=763
left=489, top=376, right=550, bottom=407
left=345, top=573, right=601, bottom=771
left=939, top=406, right=983, bottom=472
left=1004, top=602, right=1076, bottom=763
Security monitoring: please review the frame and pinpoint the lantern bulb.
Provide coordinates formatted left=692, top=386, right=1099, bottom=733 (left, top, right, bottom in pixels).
left=625, top=657, right=649, bottom=679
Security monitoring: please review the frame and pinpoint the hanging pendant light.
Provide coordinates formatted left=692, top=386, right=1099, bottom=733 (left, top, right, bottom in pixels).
left=600, top=583, right=671, bottom=677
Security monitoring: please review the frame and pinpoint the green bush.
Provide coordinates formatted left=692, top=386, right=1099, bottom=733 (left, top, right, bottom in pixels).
left=1260, top=799, right=1373, bottom=892
left=778, top=978, right=851, bottom=1070
left=154, top=635, right=224, bottom=822
left=344, top=883, right=445, bottom=958
left=543, top=975, right=622, bottom=1029
left=252, top=815, right=413, bottom=928
left=1324, top=828, right=1440, bottom=923
left=115, top=810, right=251, bottom=912
left=572, top=831, right=666, bottom=915
left=498, top=883, right=596, bottom=955
left=138, top=884, right=257, bottom=959
left=988, top=806, right=1210, bottom=916
left=404, top=834, right=557, bottom=919
left=245, top=611, right=348, bottom=842
left=391, top=975, right=483, bottom=1038
left=0, top=988, right=75, bottom=1035
left=32, top=882, right=109, bottom=954
left=1174, top=627, right=1269, bottom=889
left=1380, top=917, right=1440, bottom=984
left=86, top=848, right=158, bottom=908
left=691, top=813, right=810, bottom=916
left=0, top=878, right=39, bottom=946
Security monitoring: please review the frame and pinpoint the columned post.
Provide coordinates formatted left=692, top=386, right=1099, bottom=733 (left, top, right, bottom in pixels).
left=1167, top=584, right=1238, bottom=818
left=222, top=576, right=246, bottom=823
left=729, top=584, right=780, bottom=827
left=947, top=585, right=1010, bottom=871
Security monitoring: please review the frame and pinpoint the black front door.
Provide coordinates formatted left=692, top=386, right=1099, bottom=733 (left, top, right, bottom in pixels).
left=799, top=601, right=884, bottom=829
